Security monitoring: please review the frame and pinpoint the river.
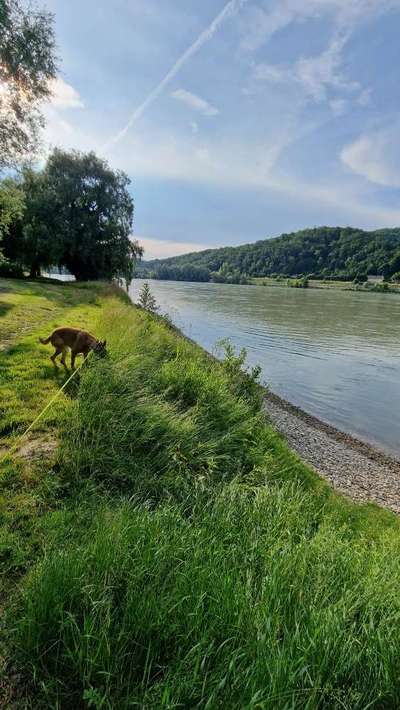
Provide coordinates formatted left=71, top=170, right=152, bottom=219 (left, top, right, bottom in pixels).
left=130, top=279, right=400, bottom=456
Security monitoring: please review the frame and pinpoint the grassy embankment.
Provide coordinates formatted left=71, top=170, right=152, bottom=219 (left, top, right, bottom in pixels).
left=2, top=277, right=400, bottom=708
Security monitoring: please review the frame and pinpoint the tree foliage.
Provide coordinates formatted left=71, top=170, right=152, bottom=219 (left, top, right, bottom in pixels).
left=19, top=167, right=62, bottom=277
left=1, top=149, right=143, bottom=281
left=1, top=170, right=61, bottom=276
left=0, top=176, right=24, bottom=269
left=0, top=176, right=24, bottom=240
left=0, top=0, right=57, bottom=168
left=141, top=227, right=400, bottom=283
left=40, top=149, right=141, bottom=281
left=140, top=263, right=210, bottom=283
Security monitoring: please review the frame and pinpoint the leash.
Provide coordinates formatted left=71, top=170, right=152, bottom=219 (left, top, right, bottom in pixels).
left=0, top=352, right=92, bottom=467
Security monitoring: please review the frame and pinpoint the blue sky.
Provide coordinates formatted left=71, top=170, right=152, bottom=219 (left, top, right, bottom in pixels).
left=43, top=0, right=400, bottom=259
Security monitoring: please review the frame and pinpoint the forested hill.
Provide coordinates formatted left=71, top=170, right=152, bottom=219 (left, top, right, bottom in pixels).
left=138, top=226, right=400, bottom=284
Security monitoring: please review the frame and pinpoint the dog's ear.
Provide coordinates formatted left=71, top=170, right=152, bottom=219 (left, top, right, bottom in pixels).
left=103, top=340, right=107, bottom=347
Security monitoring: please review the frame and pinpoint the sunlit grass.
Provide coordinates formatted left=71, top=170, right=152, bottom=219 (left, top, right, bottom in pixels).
left=2, top=280, right=400, bottom=708
left=0, top=279, right=125, bottom=603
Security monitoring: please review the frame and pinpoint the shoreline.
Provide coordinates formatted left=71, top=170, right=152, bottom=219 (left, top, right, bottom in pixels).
left=171, top=318, right=400, bottom=511
left=264, top=388, right=400, bottom=470
left=137, top=302, right=400, bottom=511
left=139, top=276, right=400, bottom=295
left=250, top=277, right=400, bottom=294
left=263, top=389, right=400, bottom=513
left=180, top=319, right=400, bottom=469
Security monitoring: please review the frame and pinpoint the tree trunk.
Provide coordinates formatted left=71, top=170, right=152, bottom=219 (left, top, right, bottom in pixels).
left=29, top=263, right=40, bottom=278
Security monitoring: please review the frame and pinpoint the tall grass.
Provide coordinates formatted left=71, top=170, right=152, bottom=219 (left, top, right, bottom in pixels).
left=58, top=304, right=283, bottom=502
left=16, top=488, right=400, bottom=709
left=11, top=301, right=400, bottom=708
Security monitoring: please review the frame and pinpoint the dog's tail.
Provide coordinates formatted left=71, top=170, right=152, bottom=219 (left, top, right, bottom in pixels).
left=39, top=335, right=51, bottom=345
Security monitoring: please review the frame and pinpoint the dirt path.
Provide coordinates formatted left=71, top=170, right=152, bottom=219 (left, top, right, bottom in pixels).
left=263, top=392, right=400, bottom=513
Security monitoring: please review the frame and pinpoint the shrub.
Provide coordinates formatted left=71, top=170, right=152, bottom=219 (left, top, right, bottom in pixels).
left=287, top=277, right=308, bottom=288
left=137, top=282, right=158, bottom=312
left=371, top=282, right=390, bottom=293
left=0, top=258, right=24, bottom=278
left=215, top=338, right=262, bottom=407
left=353, top=273, right=368, bottom=284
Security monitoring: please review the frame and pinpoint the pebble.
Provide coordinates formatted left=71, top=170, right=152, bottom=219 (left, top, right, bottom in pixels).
left=263, top=392, right=400, bottom=514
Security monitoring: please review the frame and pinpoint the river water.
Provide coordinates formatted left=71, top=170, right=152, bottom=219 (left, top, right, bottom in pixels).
left=130, top=279, right=400, bottom=456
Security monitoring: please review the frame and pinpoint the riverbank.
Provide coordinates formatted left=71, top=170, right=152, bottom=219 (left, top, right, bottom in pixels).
left=3, top=277, right=400, bottom=707
left=251, top=275, right=400, bottom=293
left=132, top=277, right=400, bottom=455
left=263, top=390, right=400, bottom=513
left=175, top=311, right=400, bottom=513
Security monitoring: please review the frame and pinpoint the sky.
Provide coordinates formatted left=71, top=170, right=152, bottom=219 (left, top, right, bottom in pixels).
left=43, top=0, right=400, bottom=260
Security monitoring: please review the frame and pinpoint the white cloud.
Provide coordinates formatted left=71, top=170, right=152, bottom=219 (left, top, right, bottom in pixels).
left=137, top=236, right=210, bottom=260
left=239, top=0, right=398, bottom=53
left=329, top=97, right=348, bottom=115
left=295, top=32, right=358, bottom=102
left=341, top=124, right=400, bottom=187
left=107, top=127, right=400, bottom=227
left=239, top=4, right=298, bottom=52
left=357, top=88, right=372, bottom=106
left=171, top=89, right=219, bottom=116
left=41, top=106, right=99, bottom=160
left=252, top=30, right=359, bottom=108
left=48, top=77, right=84, bottom=109
left=253, top=63, right=289, bottom=84
left=241, top=0, right=399, bottom=113
left=105, top=0, right=248, bottom=148
left=109, top=122, right=297, bottom=191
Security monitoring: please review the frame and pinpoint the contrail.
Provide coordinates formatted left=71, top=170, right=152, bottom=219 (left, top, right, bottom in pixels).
left=104, top=0, right=248, bottom=149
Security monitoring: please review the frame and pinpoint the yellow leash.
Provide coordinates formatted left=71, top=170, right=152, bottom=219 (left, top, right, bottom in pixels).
left=0, top=353, right=91, bottom=466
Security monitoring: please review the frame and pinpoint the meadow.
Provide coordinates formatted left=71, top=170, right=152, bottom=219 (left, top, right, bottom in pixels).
left=1, top=277, right=400, bottom=709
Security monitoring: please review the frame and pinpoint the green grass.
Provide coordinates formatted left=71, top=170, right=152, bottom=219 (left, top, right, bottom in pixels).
left=0, top=277, right=127, bottom=434
left=0, top=278, right=116, bottom=348
left=16, top=495, right=400, bottom=709
left=2, top=279, right=400, bottom=708
left=0, top=278, right=127, bottom=602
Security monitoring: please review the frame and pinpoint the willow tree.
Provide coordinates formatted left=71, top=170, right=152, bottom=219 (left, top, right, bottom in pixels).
left=40, top=149, right=142, bottom=282
left=0, top=0, right=57, bottom=168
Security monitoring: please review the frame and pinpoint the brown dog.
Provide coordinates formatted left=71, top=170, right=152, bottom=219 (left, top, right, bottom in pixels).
left=39, top=327, right=107, bottom=369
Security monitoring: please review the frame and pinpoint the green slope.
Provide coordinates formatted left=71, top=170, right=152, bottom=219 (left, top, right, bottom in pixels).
left=2, top=278, right=400, bottom=708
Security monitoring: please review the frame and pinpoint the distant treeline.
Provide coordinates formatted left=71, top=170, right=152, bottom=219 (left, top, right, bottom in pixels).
left=139, top=262, right=249, bottom=284
left=138, top=227, right=400, bottom=283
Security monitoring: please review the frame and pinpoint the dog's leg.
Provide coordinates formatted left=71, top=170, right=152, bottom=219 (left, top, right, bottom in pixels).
left=50, top=347, right=62, bottom=367
left=71, top=350, right=77, bottom=370
left=60, top=347, right=69, bottom=370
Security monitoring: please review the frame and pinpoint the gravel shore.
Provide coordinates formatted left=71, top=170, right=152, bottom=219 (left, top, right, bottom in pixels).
left=263, top=391, right=400, bottom=513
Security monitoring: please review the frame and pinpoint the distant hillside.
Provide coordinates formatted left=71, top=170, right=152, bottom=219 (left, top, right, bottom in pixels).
left=138, top=226, right=400, bottom=284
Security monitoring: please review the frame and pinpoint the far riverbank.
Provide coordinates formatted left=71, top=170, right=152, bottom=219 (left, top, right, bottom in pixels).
left=250, top=275, right=400, bottom=293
